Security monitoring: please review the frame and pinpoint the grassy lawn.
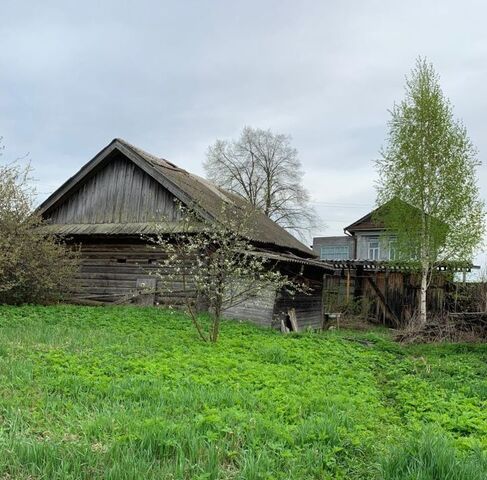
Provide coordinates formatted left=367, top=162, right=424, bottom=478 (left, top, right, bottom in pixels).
left=0, top=305, right=486, bottom=479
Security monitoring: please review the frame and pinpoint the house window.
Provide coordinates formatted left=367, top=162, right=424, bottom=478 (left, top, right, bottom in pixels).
left=320, top=245, right=350, bottom=260
left=367, top=238, right=380, bottom=260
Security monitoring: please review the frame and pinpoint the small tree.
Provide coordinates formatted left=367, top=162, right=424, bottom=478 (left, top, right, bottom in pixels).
left=0, top=148, right=79, bottom=304
left=204, top=126, right=320, bottom=239
left=150, top=203, right=307, bottom=342
left=376, top=58, right=485, bottom=325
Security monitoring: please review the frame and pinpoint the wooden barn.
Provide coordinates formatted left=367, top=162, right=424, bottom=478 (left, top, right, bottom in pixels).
left=38, top=138, right=333, bottom=331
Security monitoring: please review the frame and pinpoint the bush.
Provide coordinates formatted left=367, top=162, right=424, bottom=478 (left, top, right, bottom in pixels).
left=0, top=157, right=79, bottom=304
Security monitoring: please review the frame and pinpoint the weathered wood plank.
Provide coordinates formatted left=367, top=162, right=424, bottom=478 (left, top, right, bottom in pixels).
left=45, top=155, right=181, bottom=225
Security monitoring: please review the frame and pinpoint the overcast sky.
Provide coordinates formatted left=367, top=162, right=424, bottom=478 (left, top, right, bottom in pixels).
left=2, top=1, right=487, bottom=254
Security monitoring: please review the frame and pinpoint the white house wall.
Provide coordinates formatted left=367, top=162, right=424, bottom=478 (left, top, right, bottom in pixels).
left=355, top=230, right=395, bottom=261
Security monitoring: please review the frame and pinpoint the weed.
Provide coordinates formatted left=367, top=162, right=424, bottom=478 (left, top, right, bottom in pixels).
left=380, top=427, right=487, bottom=480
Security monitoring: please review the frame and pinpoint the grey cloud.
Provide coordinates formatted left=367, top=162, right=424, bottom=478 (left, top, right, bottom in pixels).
left=1, top=0, right=487, bottom=251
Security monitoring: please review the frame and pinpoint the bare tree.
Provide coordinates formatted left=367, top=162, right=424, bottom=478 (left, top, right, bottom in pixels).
left=204, top=127, right=320, bottom=239
left=0, top=142, right=79, bottom=304
left=150, top=203, right=307, bottom=342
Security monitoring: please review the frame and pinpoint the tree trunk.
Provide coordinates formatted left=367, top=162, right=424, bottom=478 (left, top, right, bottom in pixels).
left=419, top=265, right=428, bottom=326
left=211, top=305, right=221, bottom=343
left=210, top=281, right=223, bottom=342
left=418, top=211, right=428, bottom=326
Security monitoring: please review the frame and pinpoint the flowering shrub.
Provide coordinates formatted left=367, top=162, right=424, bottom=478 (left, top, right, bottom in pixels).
left=150, top=203, right=308, bottom=341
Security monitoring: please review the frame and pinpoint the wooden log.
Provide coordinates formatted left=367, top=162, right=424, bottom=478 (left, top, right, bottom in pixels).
left=288, top=308, right=298, bottom=332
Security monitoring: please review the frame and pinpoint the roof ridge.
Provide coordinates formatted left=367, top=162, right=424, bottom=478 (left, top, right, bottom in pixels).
left=116, top=139, right=246, bottom=210
left=114, top=138, right=183, bottom=172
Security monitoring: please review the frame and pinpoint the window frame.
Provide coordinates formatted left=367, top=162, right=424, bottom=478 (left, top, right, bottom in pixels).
left=320, top=244, right=350, bottom=260
left=388, top=238, right=397, bottom=260
left=367, top=237, right=380, bottom=260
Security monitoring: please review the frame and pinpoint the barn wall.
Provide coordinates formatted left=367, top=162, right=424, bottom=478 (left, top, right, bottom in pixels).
left=360, top=270, right=447, bottom=325
left=320, top=268, right=449, bottom=327
left=45, top=155, right=180, bottom=224
left=274, top=288, right=324, bottom=331
left=223, top=285, right=277, bottom=327
left=72, top=242, right=195, bottom=306
left=71, top=240, right=327, bottom=331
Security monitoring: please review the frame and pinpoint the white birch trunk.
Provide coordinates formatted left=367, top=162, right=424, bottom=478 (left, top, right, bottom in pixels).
left=418, top=209, right=429, bottom=326
left=419, top=264, right=428, bottom=326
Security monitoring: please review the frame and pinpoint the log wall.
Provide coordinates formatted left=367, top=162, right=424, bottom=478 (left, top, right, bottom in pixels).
left=223, top=286, right=277, bottom=327
left=72, top=242, right=195, bottom=306
left=71, top=240, right=326, bottom=330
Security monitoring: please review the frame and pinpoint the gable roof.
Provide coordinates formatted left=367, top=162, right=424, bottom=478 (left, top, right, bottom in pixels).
left=344, top=198, right=416, bottom=234
left=344, top=205, right=385, bottom=234
left=38, top=138, right=314, bottom=257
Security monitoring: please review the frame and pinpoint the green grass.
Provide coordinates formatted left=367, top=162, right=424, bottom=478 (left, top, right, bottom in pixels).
left=0, top=306, right=486, bottom=479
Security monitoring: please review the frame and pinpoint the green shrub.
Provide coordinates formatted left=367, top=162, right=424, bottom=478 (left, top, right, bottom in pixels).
left=0, top=159, right=79, bottom=305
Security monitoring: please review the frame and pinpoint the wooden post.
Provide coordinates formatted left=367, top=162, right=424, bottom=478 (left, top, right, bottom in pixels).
left=320, top=274, right=326, bottom=329
left=135, top=277, right=156, bottom=306
left=346, top=268, right=350, bottom=304
left=454, top=282, right=458, bottom=313
left=375, top=270, right=379, bottom=322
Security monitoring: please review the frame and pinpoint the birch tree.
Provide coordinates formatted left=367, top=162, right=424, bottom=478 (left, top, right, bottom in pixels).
left=204, top=127, right=319, bottom=239
left=376, top=58, right=485, bottom=325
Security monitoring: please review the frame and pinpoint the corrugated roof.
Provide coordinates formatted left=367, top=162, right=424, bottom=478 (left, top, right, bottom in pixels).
left=121, top=140, right=314, bottom=255
left=38, top=139, right=315, bottom=257
left=248, top=250, right=334, bottom=270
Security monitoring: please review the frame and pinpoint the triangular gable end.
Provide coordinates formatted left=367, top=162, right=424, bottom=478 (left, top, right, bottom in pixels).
left=344, top=205, right=384, bottom=234
left=344, top=198, right=421, bottom=235
left=38, top=139, right=211, bottom=224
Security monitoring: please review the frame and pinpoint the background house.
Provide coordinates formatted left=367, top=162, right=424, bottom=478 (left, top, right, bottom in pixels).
left=314, top=201, right=457, bottom=326
left=313, top=204, right=396, bottom=261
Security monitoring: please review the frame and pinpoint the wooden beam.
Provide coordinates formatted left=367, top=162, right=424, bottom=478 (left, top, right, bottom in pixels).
left=288, top=308, right=298, bottom=332
left=346, top=268, right=351, bottom=303
left=366, top=275, right=400, bottom=327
